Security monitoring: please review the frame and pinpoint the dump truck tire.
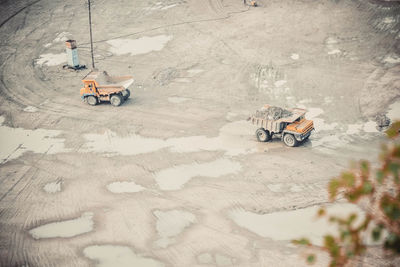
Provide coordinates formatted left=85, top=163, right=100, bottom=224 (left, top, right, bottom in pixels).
left=123, top=89, right=130, bottom=100
left=86, top=95, right=97, bottom=106
left=110, top=94, right=123, bottom=106
left=283, top=134, right=298, bottom=147
left=256, top=128, right=270, bottom=142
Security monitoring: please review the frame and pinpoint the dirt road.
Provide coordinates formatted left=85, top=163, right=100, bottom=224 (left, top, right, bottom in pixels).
left=0, top=0, right=399, bottom=266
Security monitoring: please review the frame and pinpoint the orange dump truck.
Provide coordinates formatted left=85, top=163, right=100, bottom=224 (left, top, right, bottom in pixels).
left=80, top=71, right=133, bottom=106
left=249, top=105, right=314, bottom=147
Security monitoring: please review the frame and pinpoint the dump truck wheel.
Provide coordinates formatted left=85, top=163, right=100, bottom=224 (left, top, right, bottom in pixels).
left=256, top=128, right=270, bottom=142
left=283, top=134, right=298, bottom=147
left=123, top=89, right=130, bottom=100
left=110, top=94, right=122, bottom=106
left=86, top=95, right=97, bottom=106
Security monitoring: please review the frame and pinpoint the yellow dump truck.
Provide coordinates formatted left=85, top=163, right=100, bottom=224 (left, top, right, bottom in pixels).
left=80, top=71, right=133, bottom=106
left=249, top=105, right=314, bottom=147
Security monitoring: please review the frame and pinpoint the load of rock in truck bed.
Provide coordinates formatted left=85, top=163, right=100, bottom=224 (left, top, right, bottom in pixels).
left=255, top=106, right=294, bottom=120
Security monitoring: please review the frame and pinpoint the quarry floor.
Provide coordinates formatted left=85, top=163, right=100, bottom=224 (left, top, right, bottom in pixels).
left=0, top=0, right=400, bottom=266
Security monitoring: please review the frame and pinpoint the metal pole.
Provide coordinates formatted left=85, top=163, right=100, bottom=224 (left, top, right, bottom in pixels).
left=88, top=0, right=95, bottom=69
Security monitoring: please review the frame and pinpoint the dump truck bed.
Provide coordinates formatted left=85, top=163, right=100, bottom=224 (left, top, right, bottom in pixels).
left=82, top=71, right=134, bottom=89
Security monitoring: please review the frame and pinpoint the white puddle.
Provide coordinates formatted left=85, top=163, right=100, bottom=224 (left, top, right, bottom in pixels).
left=23, top=106, right=38, bottom=113
left=154, top=210, right=196, bottom=248
left=35, top=53, right=66, bottom=66
left=274, top=80, right=287, bottom=87
left=187, top=69, right=204, bottom=74
left=363, top=121, right=379, bottom=133
left=383, top=17, right=395, bottom=24
left=346, top=123, right=363, bottom=135
left=83, top=245, right=164, bottom=267
left=155, top=158, right=241, bottom=191
left=0, top=116, right=66, bottom=163
left=83, top=120, right=257, bottom=157
left=44, top=179, right=62, bottom=193
left=168, top=96, right=189, bottom=104
left=290, top=53, right=299, bottom=60
left=328, top=49, right=341, bottom=55
left=106, top=181, right=145, bottom=193
left=267, top=183, right=314, bottom=193
left=161, top=4, right=178, bottom=10
left=144, top=2, right=178, bottom=11
left=29, top=212, right=94, bottom=239
left=107, top=35, right=172, bottom=56
left=229, top=203, right=364, bottom=246
left=53, top=32, right=70, bottom=42
left=83, top=130, right=167, bottom=156
left=387, top=101, right=400, bottom=121
left=383, top=54, right=400, bottom=65
left=173, top=78, right=191, bottom=83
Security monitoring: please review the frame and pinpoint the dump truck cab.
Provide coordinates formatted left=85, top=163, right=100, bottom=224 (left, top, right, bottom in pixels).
left=80, top=71, right=133, bottom=107
left=250, top=105, right=314, bottom=147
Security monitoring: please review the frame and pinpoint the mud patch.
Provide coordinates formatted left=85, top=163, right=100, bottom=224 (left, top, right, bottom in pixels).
left=0, top=116, right=66, bottom=163
left=83, top=245, right=164, bottom=267
left=29, top=212, right=94, bottom=239
left=154, top=158, right=241, bottom=190
left=106, top=181, right=145, bottom=193
left=107, top=35, right=172, bottom=56
left=153, top=209, right=196, bottom=248
left=229, top=203, right=363, bottom=246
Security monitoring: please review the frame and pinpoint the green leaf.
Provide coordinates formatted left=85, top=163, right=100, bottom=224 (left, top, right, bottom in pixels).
left=362, top=181, right=373, bottom=194
left=386, top=121, right=400, bottom=138
left=376, top=170, right=384, bottom=184
left=329, top=179, right=341, bottom=199
left=307, top=254, right=316, bottom=264
left=372, top=225, right=382, bottom=241
left=292, top=238, right=311, bottom=246
left=342, top=172, right=355, bottom=187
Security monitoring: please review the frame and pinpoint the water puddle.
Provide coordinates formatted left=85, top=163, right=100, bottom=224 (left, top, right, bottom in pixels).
left=187, top=69, right=204, bottom=75
left=267, top=183, right=315, bottom=193
left=328, top=49, right=341, bottom=55
left=29, top=212, right=94, bottom=239
left=106, top=181, right=145, bottom=193
left=107, top=35, right=172, bottom=56
left=83, top=245, right=164, bottom=267
left=23, top=106, right=38, bottom=113
left=35, top=53, right=66, bottom=66
left=197, top=252, right=234, bottom=266
left=0, top=116, right=66, bottom=164
left=383, top=54, right=400, bottom=65
left=153, top=209, right=196, bottom=248
left=53, top=32, right=70, bottom=42
left=154, top=158, right=241, bottom=190
left=387, top=101, right=400, bottom=121
left=43, top=179, right=62, bottom=193
left=144, top=2, right=178, bottom=11
left=229, top=203, right=363, bottom=246
left=290, top=53, right=299, bottom=60
left=168, top=96, right=189, bottom=103
left=83, top=120, right=257, bottom=157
